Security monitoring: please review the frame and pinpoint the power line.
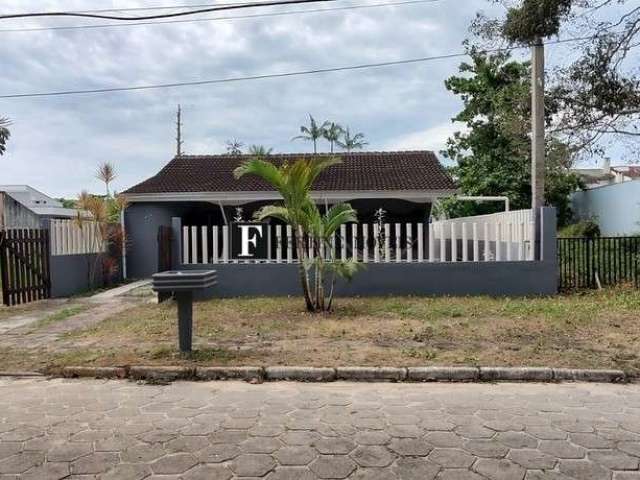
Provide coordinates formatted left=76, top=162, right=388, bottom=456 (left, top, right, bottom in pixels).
left=68, top=1, right=292, bottom=14
left=0, top=36, right=594, bottom=100
left=0, top=0, right=335, bottom=21
left=0, top=0, right=440, bottom=33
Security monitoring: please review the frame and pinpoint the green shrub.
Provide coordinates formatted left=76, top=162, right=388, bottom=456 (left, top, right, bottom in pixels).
left=559, top=220, right=601, bottom=238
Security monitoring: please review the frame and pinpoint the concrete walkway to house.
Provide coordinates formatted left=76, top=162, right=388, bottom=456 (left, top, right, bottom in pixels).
left=0, top=281, right=151, bottom=349
left=0, top=379, right=639, bottom=479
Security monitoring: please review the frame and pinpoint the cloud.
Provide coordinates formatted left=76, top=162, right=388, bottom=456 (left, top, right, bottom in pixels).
left=0, top=0, right=504, bottom=197
left=384, top=121, right=467, bottom=154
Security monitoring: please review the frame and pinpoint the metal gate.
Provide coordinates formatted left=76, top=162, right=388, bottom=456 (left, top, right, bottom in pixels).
left=0, top=229, right=51, bottom=306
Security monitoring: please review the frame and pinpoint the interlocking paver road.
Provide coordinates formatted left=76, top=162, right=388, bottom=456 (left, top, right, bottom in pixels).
left=0, top=379, right=639, bottom=479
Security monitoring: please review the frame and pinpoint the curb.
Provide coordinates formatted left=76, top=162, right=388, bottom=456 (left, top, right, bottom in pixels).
left=0, top=371, right=44, bottom=378
left=19, top=366, right=631, bottom=384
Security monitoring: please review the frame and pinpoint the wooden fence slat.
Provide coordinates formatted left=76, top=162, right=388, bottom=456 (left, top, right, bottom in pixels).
left=201, top=226, right=208, bottom=264
left=182, top=227, right=189, bottom=264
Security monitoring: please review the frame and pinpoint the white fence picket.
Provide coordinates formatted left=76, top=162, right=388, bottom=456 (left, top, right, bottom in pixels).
left=276, top=225, right=282, bottom=263
left=451, top=223, right=457, bottom=263
left=286, top=225, right=293, bottom=263
left=373, top=224, right=380, bottom=263
left=191, top=226, right=198, bottom=264
left=201, top=226, right=208, bottom=264
left=212, top=226, right=219, bottom=264
left=352, top=224, right=358, bottom=261
left=340, top=224, right=347, bottom=260
left=395, top=223, right=401, bottom=263
left=417, top=223, right=424, bottom=262
left=473, top=223, right=479, bottom=262
left=362, top=224, right=369, bottom=263
left=428, top=224, right=435, bottom=262
left=384, top=224, right=391, bottom=263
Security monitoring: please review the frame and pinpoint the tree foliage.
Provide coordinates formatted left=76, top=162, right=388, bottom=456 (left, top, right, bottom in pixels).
left=473, top=0, right=640, bottom=157
left=442, top=49, right=581, bottom=225
left=234, top=157, right=360, bottom=312
left=0, top=117, right=11, bottom=156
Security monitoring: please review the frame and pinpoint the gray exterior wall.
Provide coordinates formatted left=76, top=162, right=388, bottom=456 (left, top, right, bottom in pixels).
left=124, top=202, right=189, bottom=279
left=175, top=207, right=558, bottom=298
left=50, top=254, right=103, bottom=298
left=571, top=181, right=640, bottom=235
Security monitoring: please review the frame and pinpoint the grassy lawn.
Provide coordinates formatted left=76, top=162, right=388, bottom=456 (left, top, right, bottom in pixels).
left=1, top=288, right=639, bottom=373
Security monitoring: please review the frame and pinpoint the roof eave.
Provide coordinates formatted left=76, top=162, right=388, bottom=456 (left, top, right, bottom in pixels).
left=122, top=189, right=459, bottom=204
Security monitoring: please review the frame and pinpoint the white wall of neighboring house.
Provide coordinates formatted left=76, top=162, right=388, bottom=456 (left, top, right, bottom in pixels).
left=572, top=181, right=640, bottom=235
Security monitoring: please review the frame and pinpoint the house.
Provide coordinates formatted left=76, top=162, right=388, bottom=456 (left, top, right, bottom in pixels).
left=572, top=159, right=640, bottom=190
left=122, top=151, right=457, bottom=278
left=0, top=185, right=82, bottom=230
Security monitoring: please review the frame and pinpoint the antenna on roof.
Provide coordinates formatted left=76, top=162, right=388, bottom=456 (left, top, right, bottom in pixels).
left=176, top=104, right=184, bottom=156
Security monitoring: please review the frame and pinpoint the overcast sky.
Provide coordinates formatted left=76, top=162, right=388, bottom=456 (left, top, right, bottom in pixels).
left=0, top=0, right=600, bottom=198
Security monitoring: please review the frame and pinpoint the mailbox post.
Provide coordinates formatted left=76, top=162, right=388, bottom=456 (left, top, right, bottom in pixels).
left=151, top=270, right=217, bottom=353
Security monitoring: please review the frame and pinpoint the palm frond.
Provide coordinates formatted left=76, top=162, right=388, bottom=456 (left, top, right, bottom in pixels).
left=253, top=205, right=292, bottom=224
left=323, top=203, right=357, bottom=237
left=233, top=158, right=285, bottom=192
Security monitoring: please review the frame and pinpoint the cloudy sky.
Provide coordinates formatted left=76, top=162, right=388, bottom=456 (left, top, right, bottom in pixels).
left=0, top=0, right=587, bottom=198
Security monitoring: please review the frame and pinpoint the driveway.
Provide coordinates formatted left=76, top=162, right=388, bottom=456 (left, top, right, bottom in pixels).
left=0, top=379, right=639, bottom=479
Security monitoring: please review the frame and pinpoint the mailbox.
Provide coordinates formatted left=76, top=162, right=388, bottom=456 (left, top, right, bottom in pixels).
left=151, top=270, right=217, bottom=353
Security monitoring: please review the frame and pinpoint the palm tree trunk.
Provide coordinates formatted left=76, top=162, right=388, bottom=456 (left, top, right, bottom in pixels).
left=296, top=228, right=314, bottom=312
left=313, top=139, right=317, bottom=154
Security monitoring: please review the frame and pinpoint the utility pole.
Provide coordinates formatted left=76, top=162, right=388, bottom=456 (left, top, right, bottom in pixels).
left=176, top=104, right=183, bottom=156
left=531, top=38, right=545, bottom=260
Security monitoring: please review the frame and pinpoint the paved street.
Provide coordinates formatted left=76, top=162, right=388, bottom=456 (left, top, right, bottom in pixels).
left=0, top=379, right=639, bottom=479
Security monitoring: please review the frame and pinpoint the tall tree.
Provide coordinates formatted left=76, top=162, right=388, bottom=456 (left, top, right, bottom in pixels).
left=0, top=117, right=11, bottom=156
left=337, top=127, right=368, bottom=152
left=323, top=122, right=343, bottom=153
left=96, top=162, right=117, bottom=198
left=225, top=139, right=244, bottom=155
left=293, top=114, right=329, bottom=153
left=473, top=0, right=640, bottom=157
left=442, top=49, right=581, bottom=225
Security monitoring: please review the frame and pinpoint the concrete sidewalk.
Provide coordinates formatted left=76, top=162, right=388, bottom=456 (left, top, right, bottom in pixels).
left=0, top=379, right=638, bottom=479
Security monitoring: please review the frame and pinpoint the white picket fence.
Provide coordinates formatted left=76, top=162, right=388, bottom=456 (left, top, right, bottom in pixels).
left=50, top=219, right=105, bottom=256
left=432, top=209, right=535, bottom=262
left=181, top=209, right=536, bottom=264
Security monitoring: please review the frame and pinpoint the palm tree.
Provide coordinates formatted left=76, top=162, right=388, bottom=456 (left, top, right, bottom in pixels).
left=248, top=145, right=273, bottom=157
left=0, top=117, right=12, bottom=156
left=323, top=122, right=343, bottom=153
left=234, top=157, right=358, bottom=312
left=96, top=162, right=116, bottom=197
left=337, top=127, right=368, bottom=152
left=292, top=114, right=329, bottom=153
left=225, top=139, right=244, bottom=155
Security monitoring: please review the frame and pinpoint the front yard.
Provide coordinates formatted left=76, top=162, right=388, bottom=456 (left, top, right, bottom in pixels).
left=1, top=287, right=639, bottom=374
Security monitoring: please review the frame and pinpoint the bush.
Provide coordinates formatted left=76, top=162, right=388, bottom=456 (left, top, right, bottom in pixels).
left=559, top=220, right=601, bottom=238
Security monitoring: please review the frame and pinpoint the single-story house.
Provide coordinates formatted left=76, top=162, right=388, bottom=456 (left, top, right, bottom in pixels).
left=572, top=159, right=640, bottom=190
left=0, top=185, right=81, bottom=230
left=122, top=151, right=457, bottom=278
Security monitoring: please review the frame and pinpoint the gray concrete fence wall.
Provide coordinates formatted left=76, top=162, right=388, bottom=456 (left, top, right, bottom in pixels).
left=50, top=253, right=103, bottom=298
left=174, top=207, right=558, bottom=298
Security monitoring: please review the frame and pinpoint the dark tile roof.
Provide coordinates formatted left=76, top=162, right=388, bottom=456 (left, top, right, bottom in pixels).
left=123, top=151, right=456, bottom=194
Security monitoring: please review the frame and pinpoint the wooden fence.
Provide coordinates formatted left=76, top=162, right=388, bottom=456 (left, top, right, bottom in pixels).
left=180, top=210, right=537, bottom=265
left=0, top=229, right=51, bottom=306
left=558, top=236, right=640, bottom=289
left=50, top=219, right=105, bottom=256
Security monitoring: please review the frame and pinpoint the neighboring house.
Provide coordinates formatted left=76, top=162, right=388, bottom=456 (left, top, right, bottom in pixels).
left=122, top=151, right=458, bottom=278
left=572, top=180, right=640, bottom=236
left=0, top=185, right=81, bottom=230
left=572, top=159, right=640, bottom=190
